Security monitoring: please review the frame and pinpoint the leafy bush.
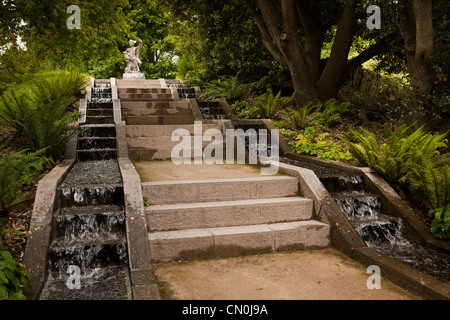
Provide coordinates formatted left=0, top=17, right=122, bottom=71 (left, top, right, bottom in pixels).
left=346, top=124, right=450, bottom=238
left=0, top=150, right=48, bottom=214
left=0, top=249, right=31, bottom=300
left=289, top=127, right=353, bottom=162
left=252, top=89, right=295, bottom=119
left=200, top=75, right=247, bottom=103
left=282, top=104, right=315, bottom=130
left=231, top=100, right=257, bottom=119
left=346, top=124, right=447, bottom=185
left=307, top=99, right=351, bottom=129
left=0, top=71, right=85, bottom=158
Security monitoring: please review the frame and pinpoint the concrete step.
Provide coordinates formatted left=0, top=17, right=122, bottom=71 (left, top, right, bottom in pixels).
left=121, top=101, right=190, bottom=112
left=142, top=176, right=299, bottom=205
left=119, top=93, right=174, bottom=101
left=124, top=115, right=195, bottom=125
left=127, top=135, right=223, bottom=150
left=145, top=197, right=313, bottom=232
left=128, top=143, right=226, bottom=161
left=126, top=124, right=223, bottom=138
left=148, top=221, right=330, bottom=263
left=118, top=88, right=171, bottom=95
left=116, top=79, right=162, bottom=88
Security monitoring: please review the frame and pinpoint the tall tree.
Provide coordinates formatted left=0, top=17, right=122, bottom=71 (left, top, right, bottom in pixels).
left=246, top=0, right=393, bottom=106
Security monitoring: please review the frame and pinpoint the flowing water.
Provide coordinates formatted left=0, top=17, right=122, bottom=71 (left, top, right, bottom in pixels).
left=40, top=82, right=132, bottom=300
left=177, top=87, right=196, bottom=100
left=280, top=157, right=450, bottom=284
left=198, top=101, right=228, bottom=120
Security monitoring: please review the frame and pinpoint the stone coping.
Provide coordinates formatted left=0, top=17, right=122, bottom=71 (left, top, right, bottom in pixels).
left=23, top=136, right=78, bottom=299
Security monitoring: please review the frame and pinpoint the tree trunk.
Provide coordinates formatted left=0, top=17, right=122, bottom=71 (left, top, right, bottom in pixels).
left=248, top=0, right=385, bottom=106
left=398, top=0, right=436, bottom=128
left=411, top=0, right=435, bottom=95
left=317, top=1, right=358, bottom=99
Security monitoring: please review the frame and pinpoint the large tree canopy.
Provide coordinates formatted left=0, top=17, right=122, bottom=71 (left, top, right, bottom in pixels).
left=0, top=0, right=177, bottom=88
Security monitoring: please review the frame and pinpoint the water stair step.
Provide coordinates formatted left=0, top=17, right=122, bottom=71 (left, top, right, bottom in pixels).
left=148, top=220, right=330, bottom=263
left=61, top=161, right=122, bottom=186
left=86, top=109, right=114, bottom=117
left=57, top=184, right=124, bottom=208
left=78, top=137, right=117, bottom=150
left=48, top=238, right=128, bottom=272
left=142, top=176, right=299, bottom=205
left=319, top=174, right=365, bottom=194
left=40, top=265, right=132, bottom=300
left=334, top=194, right=381, bottom=219
left=77, top=149, right=118, bottom=162
left=87, top=102, right=113, bottom=110
left=351, top=214, right=402, bottom=243
left=80, top=124, right=116, bottom=138
left=53, top=208, right=126, bottom=244
left=145, top=197, right=313, bottom=232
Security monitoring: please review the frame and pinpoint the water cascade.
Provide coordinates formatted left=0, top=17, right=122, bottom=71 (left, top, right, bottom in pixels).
left=177, top=87, right=196, bottom=100
left=280, top=157, right=450, bottom=284
left=39, top=82, right=132, bottom=299
left=198, top=101, right=228, bottom=120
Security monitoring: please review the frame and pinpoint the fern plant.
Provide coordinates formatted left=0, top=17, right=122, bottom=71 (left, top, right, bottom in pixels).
left=0, top=150, right=45, bottom=214
left=200, top=75, right=247, bottom=103
left=282, top=104, right=315, bottom=130
left=346, top=124, right=450, bottom=238
left=405, top=150, right=450, bottom=238
left=252, top=89, right=295, bottom=119
left=346, top=124, right=448, bottom=185
left=0, top=71, right=84, bottom=158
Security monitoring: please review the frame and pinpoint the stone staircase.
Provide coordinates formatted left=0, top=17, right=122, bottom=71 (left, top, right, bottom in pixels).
left=143, top=176, right=330, bottom=263
left=112, top=79, right=331, bottom=264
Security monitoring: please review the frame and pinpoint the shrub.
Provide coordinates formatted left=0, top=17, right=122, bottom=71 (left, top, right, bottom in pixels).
left=346, top=124, right=447, bottom=185
left=0, top=71, right=85, bottom=158
left=0, top=249, right=31, bottom=300
left=346, top=124, right=450, bottom=238
left=252, top=89, right=295, bottom=119
left=200, top=75, right=247, bottom=103
left=282, top=104, right=315, bottom=130
left=0, top=150, right=48, bottom=214
left=308, top=99, right=351, bottom=129
left=289, top=127, right=353, bottom=162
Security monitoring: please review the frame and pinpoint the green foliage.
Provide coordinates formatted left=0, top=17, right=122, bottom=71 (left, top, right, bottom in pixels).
left=200, top=75, right=247, bottom=103
left=0, top=249, right=31, bottom=300
left=346, top=124, right=450, bottom=238
left=231, top=100, right=256, bottom=119
left=289, top=127, right=353, bottom=162
left=251, top=89, right=295, bottom=119
left=282, top=104, right=315, bottom=130
left=307, top=99, right=351, bottom=129
left=0, top=150, right=48, bottom=214
left=346, top=124, right=447, bottom=185
left=0, top=71, right=85, bottom=158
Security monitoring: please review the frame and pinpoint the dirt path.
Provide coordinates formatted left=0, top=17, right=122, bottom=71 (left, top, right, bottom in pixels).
left=154, top=249, right=420, bottom=300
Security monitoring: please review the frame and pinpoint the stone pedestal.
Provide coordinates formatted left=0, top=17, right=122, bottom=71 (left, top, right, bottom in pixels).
left=123, top=72, right=146, bottom=80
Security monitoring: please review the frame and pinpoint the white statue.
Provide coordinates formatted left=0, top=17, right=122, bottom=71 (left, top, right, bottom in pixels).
left=123, top=39, right=145, bottom=79
left=124, top=39, right=143, bottom=73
